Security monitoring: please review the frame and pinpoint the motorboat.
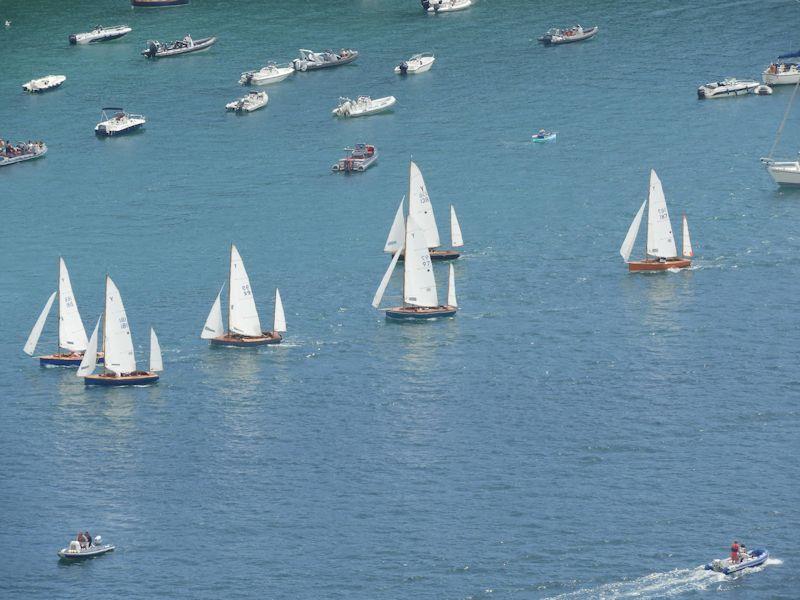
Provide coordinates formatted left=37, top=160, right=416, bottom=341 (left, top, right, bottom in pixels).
left=539, top=25, right=599, bottom=45
left=95, top=108, right=146, bottom=135
left=226, top=90, right=268, bottom=113
left=332, top=143, right=378, bottom=172
left=697, top=78, right=759, bottom=99
left=762, top=158, right=800, bottom=186
left=142, top=35, right=216, bottom=58
left=22, top=75, right=66, bottom=93
left=239, top=62, right=293, bottom=85
left=69, top=24, right=131, bottom=44
left=395, top=53, right=435, bottom=75
left=332, top=95, right=396, bottom=118
left=763, top=50, right=800, bottom=85
left=421, top=0, right=472, bottom=13
left=705, top=548, right=768, bottom=575
left=753, top=84, right=773, bottom=96
left=292, top=48, right=358, bottom=72
left=58, top=536, right=114, bottom=560
left=0, top=141, right=47, bottom=167
left=532, top=129, right=557, bottom=142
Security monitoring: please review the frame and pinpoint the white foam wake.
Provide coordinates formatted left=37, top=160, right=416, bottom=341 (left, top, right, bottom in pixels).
left=545, top=567, right=725, bottom=599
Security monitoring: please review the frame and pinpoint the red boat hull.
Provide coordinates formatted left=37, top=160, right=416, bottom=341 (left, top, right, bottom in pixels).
left=628, top=258, right=691, bottom=272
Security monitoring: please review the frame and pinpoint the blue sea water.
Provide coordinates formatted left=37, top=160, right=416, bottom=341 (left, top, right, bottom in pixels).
left=1, top=0, right=800, bottom=598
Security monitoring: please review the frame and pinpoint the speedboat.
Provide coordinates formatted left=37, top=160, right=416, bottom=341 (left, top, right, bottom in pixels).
left=58, top=536, right=115, bottom=560
left=705, top=548, right=768, bottom=575
left=539, top=25, right=599, bottom=45
left=292, top=48, right=358, bottom=71
left=332, top=96, right=396, bottom=118
left=697, top=78, right=759, bottom=99
left=0, top=141, right=47, bottom=167
left=142, top=35, right=216, bottom=58
left=532, top=129, right=557, bottom=142
left=226, top=90, right=268, bottom=113
left=239, top=62, right=294, bottom=85
left=763, top=50, right=800, bottom=85
left=332, top=143, right=378, bottom=172
left=22, top=75, right=66, bottom=93
left=762, top=157, right=800, bottom=186
left=421, top=0, right=472, bottom=12
left=69, top=24, right=132, bottom=44
left=753, top=84, right=773, bottom=96
left=95, top=108, right=146, bottom=135
left=395, top=53, right=435, bottom=75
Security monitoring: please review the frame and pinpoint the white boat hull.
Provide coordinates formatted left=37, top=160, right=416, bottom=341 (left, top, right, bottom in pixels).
left=394, top=56, right=435, bottom=74
left=333, top=96, right=396, bottom=118
left=22, top=75, right=66, bottom=93
left=766, top=161, right=800, bottom=186
left=425, top=0, right=472, bottom=12
left=763, top=70, right=800, bottom=85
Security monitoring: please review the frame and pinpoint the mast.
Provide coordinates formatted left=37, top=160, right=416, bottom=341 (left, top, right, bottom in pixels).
left=56, top=256, right=60, bottom=354
left=102, top=274, right=108, bottom=374
left=403, top=161, right=411, bottom=307
left=227, top=244, right=232, bottom=335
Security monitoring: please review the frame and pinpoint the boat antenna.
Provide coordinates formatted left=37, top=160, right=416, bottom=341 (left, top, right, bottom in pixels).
left=766, top=79, right=800, bottom=161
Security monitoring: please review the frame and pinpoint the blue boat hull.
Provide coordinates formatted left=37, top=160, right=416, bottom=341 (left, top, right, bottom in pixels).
left=398, top=249, right=460, bottom=262
left=385, top=306, right=457, bottom=320
left=39, top=353, right=104, bottom=367
left=84, top=373, right=159, bottom=386
left=704, top=548, right=769, bottom=574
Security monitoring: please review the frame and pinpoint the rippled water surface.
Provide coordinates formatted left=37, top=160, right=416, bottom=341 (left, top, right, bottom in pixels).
left=2, top=1, right=799, bottom=598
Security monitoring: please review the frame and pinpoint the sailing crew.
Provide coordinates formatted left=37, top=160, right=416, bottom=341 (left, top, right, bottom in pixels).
left=77, top=532, right=86, bottom=549
left=85, top=531, right=92, bottom=547
left=730, top=540, right=740, bottom=564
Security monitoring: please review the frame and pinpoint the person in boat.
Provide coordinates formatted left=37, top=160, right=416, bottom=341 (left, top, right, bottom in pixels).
left=739, top=542, right=747, bottom=559
left=730, top=540, right=740, bottom=564
left=85, top=531, right=92, bottom=547
left=77, top=531, right=86, bottom=549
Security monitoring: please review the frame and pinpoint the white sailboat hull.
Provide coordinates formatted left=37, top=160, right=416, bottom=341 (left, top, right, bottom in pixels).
left=766, top=161, right=800, bottom=186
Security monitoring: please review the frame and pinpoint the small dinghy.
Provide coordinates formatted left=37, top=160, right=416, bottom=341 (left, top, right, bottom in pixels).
left=226, top=90, right=268, bottom=113
left=421, top=0, right=472, bottom=13
left=69, top=24, right=131, bottom=45
left=95, top=107, right=146, bottom=136
left=0, top=141, right=47, bottom=167
left=142, top=35, right=216, bottom=58
left=697, top=78, right=759, bottom=99
left=395, top=53, right=435, bottom=74
left=239, top=62, right=293, bottom=85
left=292, top=48, right=358, bottom=71
left=531, top=129, right=557, bottom=142
left=332, top=95, right=396, bottom=118
left=539, top=25, right=599, bottom=45
left=705, top=547, right=768, bottom=575
left=332, top=143, right=378, bottom=172
left=753, top=84, right=773, bottom=96
left=22, top=75, right=66, bottom=93
left=58, top=535, right=114, bottom=560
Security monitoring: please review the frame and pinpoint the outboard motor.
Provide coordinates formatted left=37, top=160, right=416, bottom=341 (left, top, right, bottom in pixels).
left=68, top=34, right=77, bottom=45
left=145, top=40, right=158, bottom=58
left=421, top=0, right=431, bottom=9
left=399, top=61, right=408, bottom=75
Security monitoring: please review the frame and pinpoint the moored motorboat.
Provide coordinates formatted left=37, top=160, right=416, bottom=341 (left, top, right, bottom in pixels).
left=239, top=62, right=294, bottom=85
left=226, top=90, right=268, bottom=113
left=697, top=78, right=759, bottom=99
left=763, top=50, right=800, bottom=85
left=332, top=95, right=396, bottom=118
left=23, top=258, right=104, bottom=367
left=58, top=535, right=114, bottom=560
left=421, top=0, right=472, bottom=13
left=620, top=170, right=693, bottom=272
left=292, top=48, right=358, bottom=71
left=332, top=143, right=378, bottom=172
left=539, top=25, right=598, bottom=45
left=69, top=24, right=131, bottom=45
left=395, top=53, right=435, bottom=74
left=0, top=140, right=47, bottom=167
left=705, top=547, right=768, bottom=575
left=202, top=245, right=286, bottom=347
left=22, top=75, right=66, bottom=93
left=532, top=129, right=557, bottom=142
left=142, top=35, right=216, bottom=58
left=95, top=108, right=146, bottom=136
left=78, top=276, right=162, bottom=386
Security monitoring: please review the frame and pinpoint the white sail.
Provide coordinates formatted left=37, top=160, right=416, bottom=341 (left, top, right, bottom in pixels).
left=682, top=214, right=693, bottom=258
left=201, top=285, right=225, bottom=339
left=450, top=205, right=463, bottom=247
left=384, top=197, right=405, bottom=254
left=408, top=161, right=441, bottom=248
left=58, top=258, right=88, bottom=352
left=372, top=249, right=402, bottom=308
left=273, top=288, right=286, bottom=332
left=646, top=170, right=678, bottom=258
left=77, top=317, right=100, bottom=377
left=404, top=215, right=439, bottom=307
left=447, top=263, right=457, bottom=307
left=620, top=199, right=646, bottom=262
left=228, top=245, right=262, bottom=337
left=104, top=276, right=137, bottom=375
left=149, top=328, right=163, bottom=372
left=24, top=292, right=56, bottom=355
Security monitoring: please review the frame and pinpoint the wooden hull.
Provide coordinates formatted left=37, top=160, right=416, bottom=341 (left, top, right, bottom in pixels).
left=628, top=258, right=691, bottom=272
left=385, top=306, right=457, bottom=320
left=84, top=372, right=159, bottom=386
left=209, top=332, right=282, bottom=347
left=39, top=352, right=104, bottom=367
left=399, top=248, right=460, bottom=262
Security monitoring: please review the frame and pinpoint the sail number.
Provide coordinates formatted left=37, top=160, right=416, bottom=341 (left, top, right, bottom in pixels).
left=241, top=284, right=252, bottom=296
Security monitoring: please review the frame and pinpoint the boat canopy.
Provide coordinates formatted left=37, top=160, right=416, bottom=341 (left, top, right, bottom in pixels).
left=102, top=107, right=124, bottom=112
left=777, top=50, right=800, bottom=60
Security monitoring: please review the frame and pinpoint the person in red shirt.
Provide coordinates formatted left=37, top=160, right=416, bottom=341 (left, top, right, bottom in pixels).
left=730, top=540, right=740, bottom=564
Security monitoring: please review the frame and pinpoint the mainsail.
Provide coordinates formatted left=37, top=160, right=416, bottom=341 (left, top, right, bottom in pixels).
left=682, top=215, right=693, bottom=258
left=447, top=263, right=457, bottom=307
left=149, top=328, right=163, bottom=372
left=58, top=258, right=89, bottom=352
left=450, top=205, right=464, bottom=248
left=104, top=276, right=137, bottom=375
left=274, top=288, right=286, bottom=332
left=408, top=161, right=441, bottom=248
left=646, top=170, right=677, bottom=258
left=228, top=245, right=262, bottom=337
left=404, top=215, right=438, bottom=307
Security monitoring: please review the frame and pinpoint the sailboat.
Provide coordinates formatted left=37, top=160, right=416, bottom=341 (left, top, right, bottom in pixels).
left=620, top=170, right=693, bottom=272
left=78, top=275, right=161, bottom=386
left=373, top=212, right=458, bottom=320
left=761, top=80, right=800, bottom=186
left=23, top=257, right=105, bottom=366
left=201, top=244, right=285, bottom=346
left=384, top=161, right=463, bottom=261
